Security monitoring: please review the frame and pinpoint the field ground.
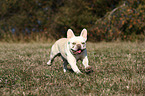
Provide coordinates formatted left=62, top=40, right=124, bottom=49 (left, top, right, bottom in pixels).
left=0, top=42, right=145, bottom=95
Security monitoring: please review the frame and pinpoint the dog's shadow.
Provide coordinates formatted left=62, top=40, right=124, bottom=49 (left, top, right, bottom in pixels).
left=67, top=68, right=74, bottom=73
left=67, top=67, right=94, bottom=74
left=85, top=70, right=94, bottom=74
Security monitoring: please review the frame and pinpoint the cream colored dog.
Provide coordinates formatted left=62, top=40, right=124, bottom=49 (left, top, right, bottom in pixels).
left=47, top=29, right=91, bottom=74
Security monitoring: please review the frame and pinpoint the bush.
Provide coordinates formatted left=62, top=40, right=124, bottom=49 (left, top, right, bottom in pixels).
left=0, top=0, right=144, bottom=42
left=89, top=0, right=145, bottom=42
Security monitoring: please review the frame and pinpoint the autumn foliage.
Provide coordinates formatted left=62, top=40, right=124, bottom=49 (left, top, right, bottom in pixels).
left=89, top=0, right=145, bottom=42
left=0, top=0, right=144, bottom=42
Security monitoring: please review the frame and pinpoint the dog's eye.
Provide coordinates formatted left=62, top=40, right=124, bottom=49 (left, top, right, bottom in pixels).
left=72, top=42, right=76, bottom=45
left=82, top=42, right=85, bottom=44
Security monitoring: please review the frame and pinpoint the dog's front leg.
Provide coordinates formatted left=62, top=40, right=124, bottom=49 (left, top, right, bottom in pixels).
left=82, top=56, right=92, bottom=73
left=67, top=55, right=81, bottom=74
left=82, top=56, right=90, bottom=68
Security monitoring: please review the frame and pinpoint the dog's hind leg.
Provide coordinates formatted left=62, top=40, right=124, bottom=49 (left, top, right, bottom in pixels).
left=47, top=45, right=60, bottom=65
left=62, top=57, right=68, bottom=73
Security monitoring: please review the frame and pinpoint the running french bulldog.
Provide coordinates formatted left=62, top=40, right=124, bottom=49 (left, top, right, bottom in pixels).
left=47, top=29, right=91, bottom=74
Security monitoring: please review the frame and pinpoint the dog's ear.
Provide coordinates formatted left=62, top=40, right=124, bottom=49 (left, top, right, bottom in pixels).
left=67, top=29, right=75, bottom=39
left=80, top=28, right=87, bottom=40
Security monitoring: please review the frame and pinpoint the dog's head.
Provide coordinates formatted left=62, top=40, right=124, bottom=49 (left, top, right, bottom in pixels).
left=67, top=29, right=87, bottom=55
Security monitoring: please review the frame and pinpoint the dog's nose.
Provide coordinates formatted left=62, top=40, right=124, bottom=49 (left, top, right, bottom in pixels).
left=77, top=44, right=81, bottom=50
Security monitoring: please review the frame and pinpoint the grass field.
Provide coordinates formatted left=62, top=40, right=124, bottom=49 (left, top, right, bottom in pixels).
left=0, top=42, right=145, bottom=95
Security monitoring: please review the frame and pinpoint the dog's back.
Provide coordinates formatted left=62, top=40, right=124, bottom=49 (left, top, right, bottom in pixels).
left=52, top=38, right=68, bottom=58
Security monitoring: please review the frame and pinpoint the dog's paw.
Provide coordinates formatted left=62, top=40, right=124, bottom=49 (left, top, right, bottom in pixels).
left=77, top=72, right=82, bottom=74
left=47, top=61, right=51, bottom=66
left=75, top=70, right=82, bottom=74
left=85, top=66, right=93, bottom=73
left=75, top=71, right=83, bottom=75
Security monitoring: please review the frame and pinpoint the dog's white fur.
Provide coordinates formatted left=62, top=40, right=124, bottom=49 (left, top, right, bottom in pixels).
left=47, top=29, right=90, bottom=73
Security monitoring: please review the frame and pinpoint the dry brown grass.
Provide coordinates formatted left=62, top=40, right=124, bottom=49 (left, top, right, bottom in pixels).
left=0, top=42, right=145, bottom=95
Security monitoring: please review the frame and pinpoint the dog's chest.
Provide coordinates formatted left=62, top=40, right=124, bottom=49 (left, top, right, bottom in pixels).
left=74, top=52, right=85, bottom=60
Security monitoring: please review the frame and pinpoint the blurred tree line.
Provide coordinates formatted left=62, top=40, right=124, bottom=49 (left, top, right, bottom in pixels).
left=0, top=0, right=144, bottom=42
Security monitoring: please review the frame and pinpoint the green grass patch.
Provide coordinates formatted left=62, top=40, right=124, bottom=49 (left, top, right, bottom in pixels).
left=0, top=42, right=145, bottom=95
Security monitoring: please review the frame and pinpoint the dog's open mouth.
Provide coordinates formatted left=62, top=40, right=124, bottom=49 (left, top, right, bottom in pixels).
left=71, top=49, right=84, bottom=54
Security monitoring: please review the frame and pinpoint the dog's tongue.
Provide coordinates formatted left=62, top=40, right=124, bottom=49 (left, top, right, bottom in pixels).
left=77, top=50, right=81, bottom=53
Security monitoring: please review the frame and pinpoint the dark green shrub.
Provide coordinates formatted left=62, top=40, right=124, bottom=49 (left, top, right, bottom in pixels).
left=89, top=0, right=145, bottom=42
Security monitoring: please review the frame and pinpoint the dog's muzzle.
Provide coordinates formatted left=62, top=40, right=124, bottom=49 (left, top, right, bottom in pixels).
left=71, top=49, right=85, bottom=55
left=70, top=44, right=86, bottom=55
